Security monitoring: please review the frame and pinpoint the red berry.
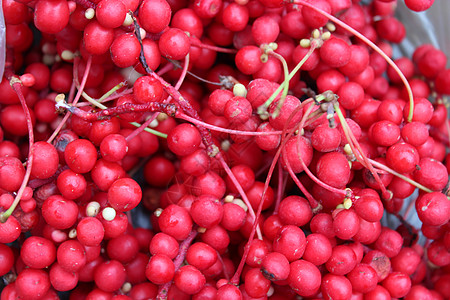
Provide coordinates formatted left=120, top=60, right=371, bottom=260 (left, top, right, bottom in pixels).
left=139, top=0, right=171, bottom=33
left=94, top=260, right=127, bottom=292
left=288, top=259, right=321, bottom=297
left=108, top=178, right=142, bottom=212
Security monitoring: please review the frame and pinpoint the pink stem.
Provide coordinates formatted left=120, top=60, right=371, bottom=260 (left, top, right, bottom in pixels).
left=176, top=113, right=283, bottom=136
left=47, top=56, right=92, bottom=144
left=1, top=49, right=35, bottom=221
left=346, top=123, right=390, bottom=199
left=230, top=98, right=316, bottom=284
left=174, top=54, right=190, bottom=90
left=156, top=229, right=198, bottom=300
left=216, top=252, right=229, bottom=281
left=289, top=103, right=328, bottom=206
left=189, top=38, right=237, bottom=54
left=283, top=155, right=319, bottom=208
left=334, top=105, right=390, bottom=199
left=125, top=115, right=156, bottom=142
left=273, top=162, right=286, bottom=214
left=218, top=156, right=263, bottom=240
left=156, top=62, right=174, bottom=77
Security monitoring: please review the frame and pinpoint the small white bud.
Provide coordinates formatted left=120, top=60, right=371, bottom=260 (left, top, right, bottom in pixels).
left=102, top=207, right=117, bottom=221
left=68, top=228, right=77, bottom=239
left=122, top=13, right=133, bottom=27
left=61, top=50, right=75, bottom=61
left=149, top=119, right=159, bottom=128
left=233, top=83, right=247, bottom=98
left=85, top=8, right=95, bottom=19
left=86, top=201, right=100, bottom=217
left=224, top=195, right=234, bottom=203
left=232, top=199, right=248, bottom=212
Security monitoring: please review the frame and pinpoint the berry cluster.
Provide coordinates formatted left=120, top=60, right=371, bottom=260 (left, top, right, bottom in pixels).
left=0, top=0, right=449, bottom=299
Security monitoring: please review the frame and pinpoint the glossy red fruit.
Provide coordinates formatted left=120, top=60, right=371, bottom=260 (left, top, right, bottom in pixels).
left=0, top=244, right=14, bottom=276
left=316, top=152, right=351, bottom=189
left=302, top=233, right=332, bottom=266
left=110, top=33, right=141, bottom=68
left=159, top=28, right=191, bottom=60
left=57, top=240, right=87, bottom=273
left=133, top=76, right=164, bottom=104
left=405, top=0, right=434, bottom=12
left=301, top=0, right=331, bottom=28
left=108, top=178, right=142, bottom=212
left=64, top=139, right=97, bottom=174
left=326, top=245, right=357, bottom=275
left=95, top=0, right=126, bottom=28
left=174, top=265, right=206, bottom=295
left=94, top=260, right=127, bottom=292
left=386, top=142, right=420, bottom=174
left=235, top=46, right=263, bottom=75
left=15, top=268, right=51, bottom=299
left=77, top=217, right=105, bottom=246
left=382, top=272, right=412, bottom=298
left=244, top=268, right=271, bottom=298
left=415, top=192, right=450, bottom=226
left=278, top=195, right=312, bottom=227
left=261, top=252, right=290, bottom=281
left=139, top=0, right=171, bottom=33
left=273, top=225, right=306, bottom=262
left=159, top=204, right=193, bottom=241
left=167, top=123, right=202, bottom=156
left=321, top=274, right=352, bottom=300
left=0, top=216, right=21, bottom=244
left=320, top=37, right=351, bottom=68
left=281, top=135, right=313, bottom=173
left=186, top=242, right=217, bottom=271
left=42, top=195, right=78, bottom=230
left=146, top=254, right=175, bottom=286
left=31, top=141, right=59, bottom=179
left=150, top=232, right=179, bottom=259
left=49, top=262, right=79, bottom=292
left=222, top=2, right=249, bottom=32
left=190, top=197, right=223, bottom=229
left=21, top=236, right=56, bottom=269
left=288, top=259, right=321, bottom=297
left=0, top=156, right=25, bottom=192
left=34, top=0, right=69, bottom=34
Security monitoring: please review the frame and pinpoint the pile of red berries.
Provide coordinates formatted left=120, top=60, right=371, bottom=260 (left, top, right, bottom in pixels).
left=0, top=0, right=449, bottom=299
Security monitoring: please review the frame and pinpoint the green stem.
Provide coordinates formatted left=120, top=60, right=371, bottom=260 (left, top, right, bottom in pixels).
left=129, top=122, right=167, bottom=138
left=334, top=103, right=390, bottom=199
left=269, top=51, right=290, bottom=99
left=100, top=82, right=126, bottom=101
left=82, top=92, right=108, bottom=109
left=259, top=44, right=317, bottom=111
left=367, top=158, right=433, bottom=193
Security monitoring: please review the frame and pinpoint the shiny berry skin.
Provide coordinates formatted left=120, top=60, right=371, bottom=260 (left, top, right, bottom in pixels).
left=107, top=178, right=142, bottom=212
left=94, top=260, right=127, bottom=292
left=64, top=139, right=98, bottom=174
